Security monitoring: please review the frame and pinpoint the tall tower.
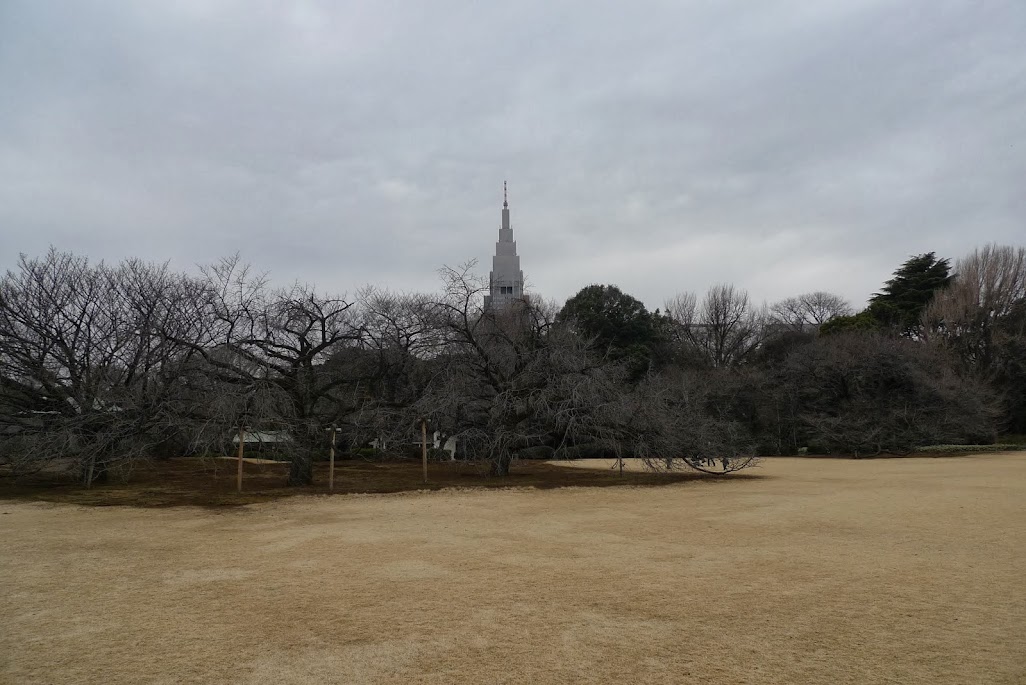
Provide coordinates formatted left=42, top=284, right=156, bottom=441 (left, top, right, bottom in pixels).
left=484, top=182, right=525, bottom=310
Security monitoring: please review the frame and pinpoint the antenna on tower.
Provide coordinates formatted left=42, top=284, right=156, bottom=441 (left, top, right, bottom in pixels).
left=503, top=180, right=508, bottom=208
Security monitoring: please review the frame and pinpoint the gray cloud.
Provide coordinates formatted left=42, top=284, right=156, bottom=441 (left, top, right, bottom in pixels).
left=1, top=0, right=1024, bottom=309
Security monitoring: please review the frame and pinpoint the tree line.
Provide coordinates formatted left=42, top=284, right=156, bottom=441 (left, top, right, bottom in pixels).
left=1, top=244, right=1023, bottom=486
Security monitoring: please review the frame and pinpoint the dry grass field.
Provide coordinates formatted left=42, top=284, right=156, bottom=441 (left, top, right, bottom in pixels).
left=2, top=454, right=1024, bottom=684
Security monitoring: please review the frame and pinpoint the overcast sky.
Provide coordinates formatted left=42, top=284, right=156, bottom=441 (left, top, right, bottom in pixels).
left=1, top=1, right=1023, bottom=311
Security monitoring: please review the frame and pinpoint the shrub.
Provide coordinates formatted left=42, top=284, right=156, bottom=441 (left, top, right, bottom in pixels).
left=915, top=444, right=1026, bottom=454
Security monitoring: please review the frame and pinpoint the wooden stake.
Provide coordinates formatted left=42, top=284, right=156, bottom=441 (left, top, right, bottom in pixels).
left=328, top=424, right=337, bottom=492
left=236, top=426, right=245, bottom=493
left=421, top=419, right=428, bottom=484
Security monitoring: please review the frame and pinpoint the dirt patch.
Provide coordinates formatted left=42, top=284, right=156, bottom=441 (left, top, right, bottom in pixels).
left=216, top=455, right=285, bottom=465
left=0, top=457, right=719, bottom=507
left=2, top=454, right=1024, bottom=684
left=549, top=457, right=687, bottom=471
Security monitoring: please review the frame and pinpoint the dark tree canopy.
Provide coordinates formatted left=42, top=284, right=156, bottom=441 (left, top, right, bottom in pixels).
left=557, top=284, right=666, bottom=375
left=558, top=285, right=654, bottom=348
left=819, top=311, right=879, bottom=336
left=868, top=252, right=953, bottom=336
left=757, top=332, right=998, bottom=455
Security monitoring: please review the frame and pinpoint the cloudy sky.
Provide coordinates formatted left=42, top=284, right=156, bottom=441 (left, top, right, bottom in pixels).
left=1, top=1, right=1023, bottom=311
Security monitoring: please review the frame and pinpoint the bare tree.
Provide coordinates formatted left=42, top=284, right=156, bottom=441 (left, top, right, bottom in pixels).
left=770, top=291, right=852, bottom=331
left=186, top=256, right=362, bottom=485
left=923, top=244, right=1026, bottom=432
left=923, top=245, right=1026, bottom=365
left=665, top=284, right=767, bottom=367
left=338, top=288, right=441, bottom=453
left=611, top=369, right=759, bottom=474
left=0, top=250, right=208, bottom=484
left=419, top=264, right=623, bottom=476
left=418, top=266, right=761, bottom=477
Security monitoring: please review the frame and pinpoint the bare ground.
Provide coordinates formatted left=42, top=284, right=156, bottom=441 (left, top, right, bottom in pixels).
left=1, top=454, right=1024, bottom=684
left=0, top=457, right=711, bottom=507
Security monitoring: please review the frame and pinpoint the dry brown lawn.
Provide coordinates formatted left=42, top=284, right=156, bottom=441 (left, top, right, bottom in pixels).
left=2, top=454, right=1024, bottom=684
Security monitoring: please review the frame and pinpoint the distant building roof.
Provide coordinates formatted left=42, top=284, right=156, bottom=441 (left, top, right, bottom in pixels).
left=232, top=430, right=292, bottom=445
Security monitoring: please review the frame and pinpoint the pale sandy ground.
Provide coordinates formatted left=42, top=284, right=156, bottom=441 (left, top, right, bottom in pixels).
left=2, top=455, right=1024, bottom=684
left=217, top=456, right=284, bottom=465
left=547, top=457, right=697, bottom=471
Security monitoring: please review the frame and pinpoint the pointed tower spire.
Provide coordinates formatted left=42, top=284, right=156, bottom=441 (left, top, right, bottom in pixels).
left=484, top=181, right=525, bottom=310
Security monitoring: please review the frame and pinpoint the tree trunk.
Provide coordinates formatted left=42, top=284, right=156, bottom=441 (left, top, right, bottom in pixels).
left=81, top=454, right=95, bottom=487
left=489, top=451, right=514, bottom=477
left=288, top=450, right=314, bottom=486
left=94, top=458, right=110, bottom=484
left=81, top=452, right=110, bottom=487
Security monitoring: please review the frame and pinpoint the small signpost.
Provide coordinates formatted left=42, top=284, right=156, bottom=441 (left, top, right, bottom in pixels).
left=328, top=424, right=337, bottom=492
left=236, top=425, right=246, bottom=493
left=421, top=418, right=428, bottom=484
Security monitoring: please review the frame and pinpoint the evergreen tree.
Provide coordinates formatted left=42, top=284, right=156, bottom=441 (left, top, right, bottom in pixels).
left=868, top=252, right=953, bottom=337
left=819, top=311, right=879, bottom=336
left=557, top=284, right=667, bottom=376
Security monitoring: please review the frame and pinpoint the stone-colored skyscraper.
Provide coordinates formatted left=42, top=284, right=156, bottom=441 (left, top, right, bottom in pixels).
left=483, top=182, right=525, bottom=310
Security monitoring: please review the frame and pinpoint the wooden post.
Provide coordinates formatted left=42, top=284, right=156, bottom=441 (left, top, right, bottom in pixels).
left=236, top=426, right=246, bottom=493
left=421, top=419, right=428, bottom=484
left=328, top=424, right=337, bottom=492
